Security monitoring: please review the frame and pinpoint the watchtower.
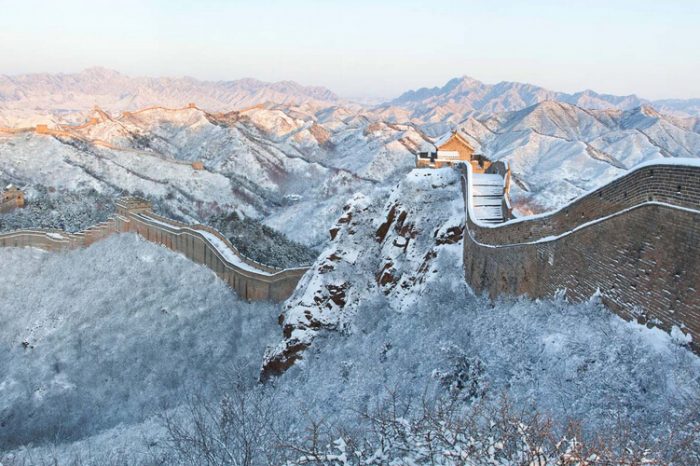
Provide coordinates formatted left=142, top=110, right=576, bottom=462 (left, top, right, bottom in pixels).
left=115, top=197, right=152, bottom=216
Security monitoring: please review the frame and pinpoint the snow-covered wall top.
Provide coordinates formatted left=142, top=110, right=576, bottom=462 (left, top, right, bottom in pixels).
left=461, top=160, right=700, bottom=350
left=0, top=198, right=310, bottom=302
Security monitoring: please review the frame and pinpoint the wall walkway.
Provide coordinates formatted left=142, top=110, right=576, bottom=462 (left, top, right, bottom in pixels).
left=0, top=197, right=309, bottom=302
left=461, top=160, right=700, bottom=348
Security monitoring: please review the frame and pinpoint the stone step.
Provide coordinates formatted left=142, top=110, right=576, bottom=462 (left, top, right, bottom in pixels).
left=473, top=205, right=504, bottom=221
left=471, top=173, right=505, bottom=223
left=473, top=197, right=503, bottom=207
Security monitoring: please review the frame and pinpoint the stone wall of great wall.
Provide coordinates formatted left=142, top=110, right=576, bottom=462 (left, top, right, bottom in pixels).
left=462, top=161, right=700, bottom=347
left=0, top=198, right=308, bottom=302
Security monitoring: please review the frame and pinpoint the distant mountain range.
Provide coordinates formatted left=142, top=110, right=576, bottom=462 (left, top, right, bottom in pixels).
left=1, top=68, right=698, bottom=238
left=0, top=67, right=341, bottom=124
left=378, top=76, right=700, bottom=132
left=1, top=68, right=698, bottom=126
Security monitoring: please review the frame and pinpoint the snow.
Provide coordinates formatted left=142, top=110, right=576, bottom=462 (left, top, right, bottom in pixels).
left=1, top=71, right=700, bottom=462
left=0, top=234, right=280, bottom=458
left=3, top=83, right=699, bottom=248
left=256, top=168, right=700, bottom=462
left=470, top=172, right=506, bottom=223
left=267, top=168, right=700, bottom=436
left=197, top=229, right=275, bottom=274
left=1, top=171, right=699, bottom=463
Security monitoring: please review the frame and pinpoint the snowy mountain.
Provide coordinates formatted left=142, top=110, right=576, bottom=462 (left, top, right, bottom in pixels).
left=2, top=97, right=699, bottom=244
left=1, top=69, right=700, bottom=248
left=3, top=69, right=699, bottom=130
left=443, top=101, right=700, bottom=214
left=2, top=61, right=700, bottom=464
left=0, top=67, right=341, bottom=126
left=0, top=104, right=427, bottom=247
left=380, top=75, right=700, bottom=133
left=2, top=175, right=698, bottom=464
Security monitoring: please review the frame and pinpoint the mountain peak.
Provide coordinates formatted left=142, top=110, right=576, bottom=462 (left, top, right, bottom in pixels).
left=384, top=74, right=700, bottom=122
left=80, top=67, right=123, bottom=79
left=446, top=75, right=483, bottom=89
left=0, top=69, right=340, bottom=113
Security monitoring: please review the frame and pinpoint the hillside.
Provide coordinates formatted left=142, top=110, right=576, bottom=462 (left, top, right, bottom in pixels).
left=381, top=75, right=700, bottom=132
left=0, top=104, right=425, bottom=247
left=0, top=234, right=280, bottom=455
left=2, top=69, right=699, bottom=230
left=3, top=171, right=698, bottom=464
left=2, top=97, right=699, bottom=241
left=440, top=101, right=700, bottom=213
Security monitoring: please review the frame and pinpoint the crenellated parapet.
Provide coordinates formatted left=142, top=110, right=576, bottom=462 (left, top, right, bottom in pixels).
left=0, top=197, right=309, bottom=302
left=461, top=160, right=700, bottom=349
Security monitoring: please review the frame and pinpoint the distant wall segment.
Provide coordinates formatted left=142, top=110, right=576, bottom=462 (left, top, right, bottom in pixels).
left=0, top=198, right=308, bottom=302
left=462, top=160, right=700, bottom=348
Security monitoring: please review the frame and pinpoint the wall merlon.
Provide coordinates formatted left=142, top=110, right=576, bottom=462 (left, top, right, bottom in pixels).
left=462, top=162, right=700, bottom=351
left=0, top=197, right=308, bottom=302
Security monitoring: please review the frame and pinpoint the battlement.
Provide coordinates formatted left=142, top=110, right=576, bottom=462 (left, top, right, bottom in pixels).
left=462, top=159, right=700, bottom=350
left=0, top=185, right=25, bottom=213
left=0, top=196, right=308, bottom=302
left=115, top=196, right=153, bottom=216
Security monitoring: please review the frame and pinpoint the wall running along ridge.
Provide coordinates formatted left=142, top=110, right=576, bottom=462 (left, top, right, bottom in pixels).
left=0, top=197, right=308, bottom=302
left=462, top=160, right=700, bottom=349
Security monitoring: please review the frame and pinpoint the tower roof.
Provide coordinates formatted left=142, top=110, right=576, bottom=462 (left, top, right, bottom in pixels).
left=434, top=129, right=474, bottom=151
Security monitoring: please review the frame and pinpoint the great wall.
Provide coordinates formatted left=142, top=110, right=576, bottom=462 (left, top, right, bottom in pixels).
left=1, top=111, right=699, bottom=346
left=0, top=197, right=308, bottom=302
left=461, top=159, right=700, bottom=349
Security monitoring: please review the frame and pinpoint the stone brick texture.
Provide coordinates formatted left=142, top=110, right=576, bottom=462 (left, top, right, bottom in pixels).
left=0, top=198, right=307, bottom=302
left=463, top=164, right=700, bottom=349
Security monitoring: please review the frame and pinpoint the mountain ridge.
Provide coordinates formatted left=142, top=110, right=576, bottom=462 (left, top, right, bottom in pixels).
left=2, top=68, right=699, bottom=125
left=384, top=75, right=700, bottom=122
left=0, top=67, right=341, bottom=123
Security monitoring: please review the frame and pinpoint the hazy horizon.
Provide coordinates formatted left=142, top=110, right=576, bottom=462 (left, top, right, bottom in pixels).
left=1, top=0, right=699, bottom=101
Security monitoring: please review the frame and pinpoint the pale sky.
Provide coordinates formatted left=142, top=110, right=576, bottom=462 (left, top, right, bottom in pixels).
left=0, top=0, right=698, bottom=100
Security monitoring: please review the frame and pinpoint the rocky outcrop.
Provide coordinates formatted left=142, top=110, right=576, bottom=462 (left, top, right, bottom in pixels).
left=261, top=169, right=465, bottom=381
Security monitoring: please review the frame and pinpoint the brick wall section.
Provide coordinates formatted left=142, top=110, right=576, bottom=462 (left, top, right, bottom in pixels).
left=0, top=199, right=308, bottom=302
left=463, top=163, right=700, bottom=348
left=120, top=212, right=306, bottom=302
left=472, top=164, right=700, bottom=245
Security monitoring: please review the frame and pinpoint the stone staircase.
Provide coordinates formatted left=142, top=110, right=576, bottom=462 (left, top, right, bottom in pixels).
left=471, top=173, right=506, bottom=224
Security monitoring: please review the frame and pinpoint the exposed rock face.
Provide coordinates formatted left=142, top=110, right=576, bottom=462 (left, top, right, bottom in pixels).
left=261, top=168, right=465, bottom=380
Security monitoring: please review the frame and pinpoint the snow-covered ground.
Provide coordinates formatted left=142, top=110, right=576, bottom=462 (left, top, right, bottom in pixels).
left=1, top=70, right=700, bottom=462
left=0, top=234, right=280, bottom=457
left=1, top=171, right=699, bottom=463
left=3, top=94, right=699, bottom=242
